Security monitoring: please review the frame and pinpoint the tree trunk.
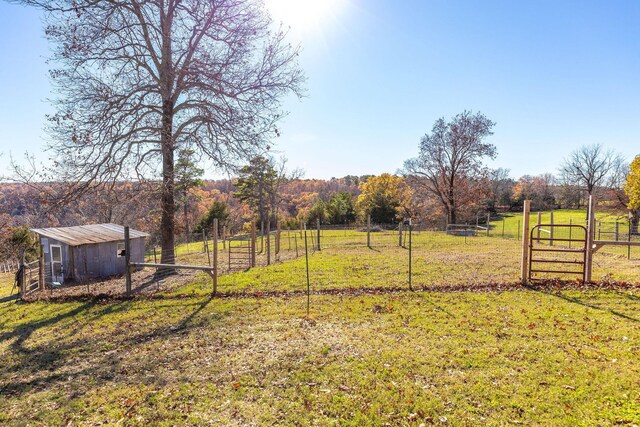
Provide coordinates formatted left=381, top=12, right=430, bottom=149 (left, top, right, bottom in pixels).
left=631, top=210, right=639, bottom=235
left=160, top=98, right=176, bottom=266
left=159, top=11, right=175, bottom=268
left=449, top=210, right=456, bottom=225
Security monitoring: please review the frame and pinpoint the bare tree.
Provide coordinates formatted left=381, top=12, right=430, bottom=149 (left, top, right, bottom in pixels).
left=559, top=144, right=624, bottom=197
left=12, top=0, right=305, bottom=265
left=403, top=111, right=497, bottom=225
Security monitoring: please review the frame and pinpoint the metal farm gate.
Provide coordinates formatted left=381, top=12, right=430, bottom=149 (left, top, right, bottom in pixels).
left=228, top=236, right=252, bottom=271
left=528, top=224, right=587, bottom=282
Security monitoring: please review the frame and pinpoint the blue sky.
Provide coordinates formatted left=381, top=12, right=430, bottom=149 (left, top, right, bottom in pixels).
left=1, top=0, right=639, bottom=180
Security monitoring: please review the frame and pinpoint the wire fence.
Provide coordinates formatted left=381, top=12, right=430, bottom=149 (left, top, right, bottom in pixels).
left=14, top=212, right=640, bottom=300
left=202, top=218, right=640, bottom=296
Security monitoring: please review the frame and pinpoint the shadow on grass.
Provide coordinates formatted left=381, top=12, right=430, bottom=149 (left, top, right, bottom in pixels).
left=0, top=293, right=19, bottom=303
left=0, top=295, right=225, bottom=398
left=529, top=286, right=640, bottom=323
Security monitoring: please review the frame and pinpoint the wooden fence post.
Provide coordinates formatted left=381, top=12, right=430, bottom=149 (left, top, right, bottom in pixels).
left=316, top=218, right=321, bottom=251
left=251, top=222, right=256, bottom=267
left=38, top=244, right=44, bottom=291
left=266, top=220, right=271, bottom=265
left=536, top=211, right=542, bottom=243
left=260, top=221, right=264, bottom=254
left=212, top=218, right=218, bottom=296
left=19, top=252, right=26, bottom=297
left=569, top=218, right=573, bottom=248
left=367, top=215, right=371, bottom=248
left=486, top=213, right=490, bottom=236
left=549, top=211, right=554, bottom=246
left=124, top=226, right=132, bottom=297
left=205, top=235, right=211, bottom=266
left=276, top=221, right=281, bottom=256
left=222, top=225, right=227, bottom=250
left=398, top=222, right=403, bottom=247
left=521, top=200, right=531, bottom=284
left=615, top=221, right=619, bottom=241
left=628, top=220, right=632, bottom=260
left=585, top=195, right=595, bottom=282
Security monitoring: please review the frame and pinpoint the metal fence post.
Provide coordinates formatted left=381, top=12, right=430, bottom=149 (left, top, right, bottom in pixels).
left=408, top=221, right=413, bottom=291
left=213, top=218, right=218, bottom=296
left=316, top=218, right=321, bottom=251
left=367, top=215, right=371, bottom=248
left=304, top=223, right=311, bottom=318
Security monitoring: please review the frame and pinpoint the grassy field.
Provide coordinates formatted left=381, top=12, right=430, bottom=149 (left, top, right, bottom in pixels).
left=1, top=281, right=639, bottom=425
left=2, top=257, right=640, bottom=425
left=3, top=221, right=640, bottom=425
left=490, top=208, right=635, bottom=241
left=146, top=226, right=640, bottom=298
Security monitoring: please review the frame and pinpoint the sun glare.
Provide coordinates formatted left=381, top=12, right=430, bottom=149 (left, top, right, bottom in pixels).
left=265, top=0, right=345, bottom=34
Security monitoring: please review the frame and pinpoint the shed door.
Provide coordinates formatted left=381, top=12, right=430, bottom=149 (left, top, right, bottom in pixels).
left=51, top=245, right=64, bottom=284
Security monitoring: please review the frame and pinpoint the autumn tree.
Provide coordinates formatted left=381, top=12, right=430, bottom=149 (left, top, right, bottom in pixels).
left=14, top=0, right=304, bottom=265
left=403, top=111, right=497, bottom=225
left=512, top=174, right=556, bottom=211
left=356, top=174, right=412, bottom=223
left=624, top=155, right=640, bottom=234
left=559, top=144, right=624, bottom=197
left=486, top=168, right=515, bottom=212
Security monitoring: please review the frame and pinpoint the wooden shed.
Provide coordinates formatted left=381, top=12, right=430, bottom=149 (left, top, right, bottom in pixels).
left=31, top=223, right=149, bottom=284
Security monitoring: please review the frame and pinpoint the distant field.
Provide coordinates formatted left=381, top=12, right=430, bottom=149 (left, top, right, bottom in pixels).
left=490, top=208, right=635, bottom=239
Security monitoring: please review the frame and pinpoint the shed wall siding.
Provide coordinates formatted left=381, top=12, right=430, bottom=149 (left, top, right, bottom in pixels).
left=39, top=236, right=146, bottom=282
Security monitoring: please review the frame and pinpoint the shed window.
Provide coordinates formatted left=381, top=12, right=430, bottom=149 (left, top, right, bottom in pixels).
left=117, top=242, right=126, bottom=257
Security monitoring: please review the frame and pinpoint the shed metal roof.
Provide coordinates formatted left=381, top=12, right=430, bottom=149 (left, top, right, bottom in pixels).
left=31, top=223, right=149, bottom=247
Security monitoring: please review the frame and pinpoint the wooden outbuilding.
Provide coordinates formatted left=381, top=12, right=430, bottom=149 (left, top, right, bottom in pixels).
left=31, top=223, right=148, bottom=284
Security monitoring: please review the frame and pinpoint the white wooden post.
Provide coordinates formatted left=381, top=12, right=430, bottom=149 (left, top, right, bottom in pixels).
left=585, top=195, right=595, bottom=282
left=521, top=200, right=531, bottom=283
left=549, top=211, right=554, bottom=246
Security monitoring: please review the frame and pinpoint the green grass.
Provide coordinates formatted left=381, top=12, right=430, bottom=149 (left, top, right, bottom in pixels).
left=2, top=229, right=640, bottom=425
left=150, top=228, right=640, bottom=297
left=491, top=208, right=634, bottom=240
left=1, top=283, right=639, bottom=425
